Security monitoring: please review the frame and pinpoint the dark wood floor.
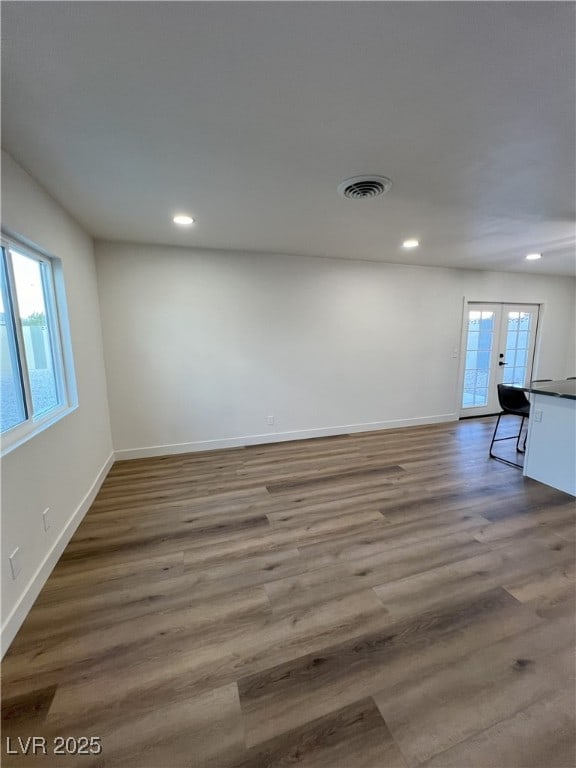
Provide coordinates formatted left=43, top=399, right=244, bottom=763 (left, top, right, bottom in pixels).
left=2, top=418, right=575, bottom=767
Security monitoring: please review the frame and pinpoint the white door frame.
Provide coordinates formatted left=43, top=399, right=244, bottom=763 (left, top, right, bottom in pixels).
left=455, top=297, right=544, bottom=418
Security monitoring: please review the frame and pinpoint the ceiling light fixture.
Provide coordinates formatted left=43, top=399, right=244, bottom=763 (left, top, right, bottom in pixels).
left=525, top=253, right=542, bottom=261
left=402, top=239, right=420, bottom=249
left=173, top=214, right=194, bottom=226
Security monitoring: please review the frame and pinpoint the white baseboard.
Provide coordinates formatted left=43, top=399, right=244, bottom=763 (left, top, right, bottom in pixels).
left=114, top=413, right=458, bottom=460
left=1, top=451, right=115, bottom=658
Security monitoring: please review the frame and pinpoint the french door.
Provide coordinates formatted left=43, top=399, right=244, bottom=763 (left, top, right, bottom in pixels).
left=460, top=303, right=539, bottom=418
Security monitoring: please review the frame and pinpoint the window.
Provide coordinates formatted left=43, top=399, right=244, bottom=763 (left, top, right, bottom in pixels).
left=1, top=235, right=76, bottom=452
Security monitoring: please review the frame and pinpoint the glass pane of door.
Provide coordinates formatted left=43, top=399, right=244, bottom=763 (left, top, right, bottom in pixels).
left=462, top=309, right=495, bottom=408
left=502, top=310, right=534, bottom=387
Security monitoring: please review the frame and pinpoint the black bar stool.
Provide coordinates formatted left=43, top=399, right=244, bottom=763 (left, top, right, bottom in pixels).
left=489, top=384, right=531, bottom=468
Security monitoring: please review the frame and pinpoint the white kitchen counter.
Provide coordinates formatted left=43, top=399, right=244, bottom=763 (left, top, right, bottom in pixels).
left=522, top=380, right=576, bottom=497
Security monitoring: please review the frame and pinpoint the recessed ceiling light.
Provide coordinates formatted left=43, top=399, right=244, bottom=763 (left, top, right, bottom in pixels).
left=173, top=214, right=194, bottom=226
left=525, top=253, right=542, bottom=261
left=402, top=239, right=420, bottom=249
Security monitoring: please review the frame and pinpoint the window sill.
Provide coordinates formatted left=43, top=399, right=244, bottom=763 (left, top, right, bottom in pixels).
left=1, top=403, right=78, bottom=457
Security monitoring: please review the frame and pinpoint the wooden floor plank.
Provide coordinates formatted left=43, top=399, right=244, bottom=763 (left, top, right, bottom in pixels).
left=373, top=615, right=575, bottom=766
left=226, top=698, right=408, bottom=768
left=419, top=688, right=576, bottom=768
left=371, top=536, right=575, bottom=623
left=266, top=464, right=405, bottom=494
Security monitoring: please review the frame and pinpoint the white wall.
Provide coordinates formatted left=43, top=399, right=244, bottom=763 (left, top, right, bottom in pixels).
left=1, top=151, right=113, bottom=653
left=565, top=282, right=576, bottom=378
left=96, top=241, right=576, bottom=458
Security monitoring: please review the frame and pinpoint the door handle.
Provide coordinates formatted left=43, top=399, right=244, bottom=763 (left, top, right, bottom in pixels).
left=498, top=361, right=508, bottom=366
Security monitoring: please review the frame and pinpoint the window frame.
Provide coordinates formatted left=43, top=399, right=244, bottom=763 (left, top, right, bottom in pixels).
left=0, top=233, right=77, bottom=455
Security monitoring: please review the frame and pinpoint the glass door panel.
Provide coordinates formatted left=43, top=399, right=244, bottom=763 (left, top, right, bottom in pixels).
left=502, top=309, right=536, bottom=387
left=501, top=305, right=538, bottom=387
left=462, top=310, right=495, bottom=408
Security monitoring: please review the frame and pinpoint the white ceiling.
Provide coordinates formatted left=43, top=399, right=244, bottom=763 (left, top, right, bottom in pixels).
left=2, top=2, right=575, bottom=275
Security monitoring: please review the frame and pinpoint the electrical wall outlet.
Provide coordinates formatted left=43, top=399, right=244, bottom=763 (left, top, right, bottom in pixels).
left=9, top=547, right=21, bottom=580
left=42, top=507, right=51, bottom=531
left=267, top=415, right=275, bottom=425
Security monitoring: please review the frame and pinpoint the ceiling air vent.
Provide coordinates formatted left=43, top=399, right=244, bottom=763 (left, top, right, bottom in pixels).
left=337, top=175, right=392, bottom=200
